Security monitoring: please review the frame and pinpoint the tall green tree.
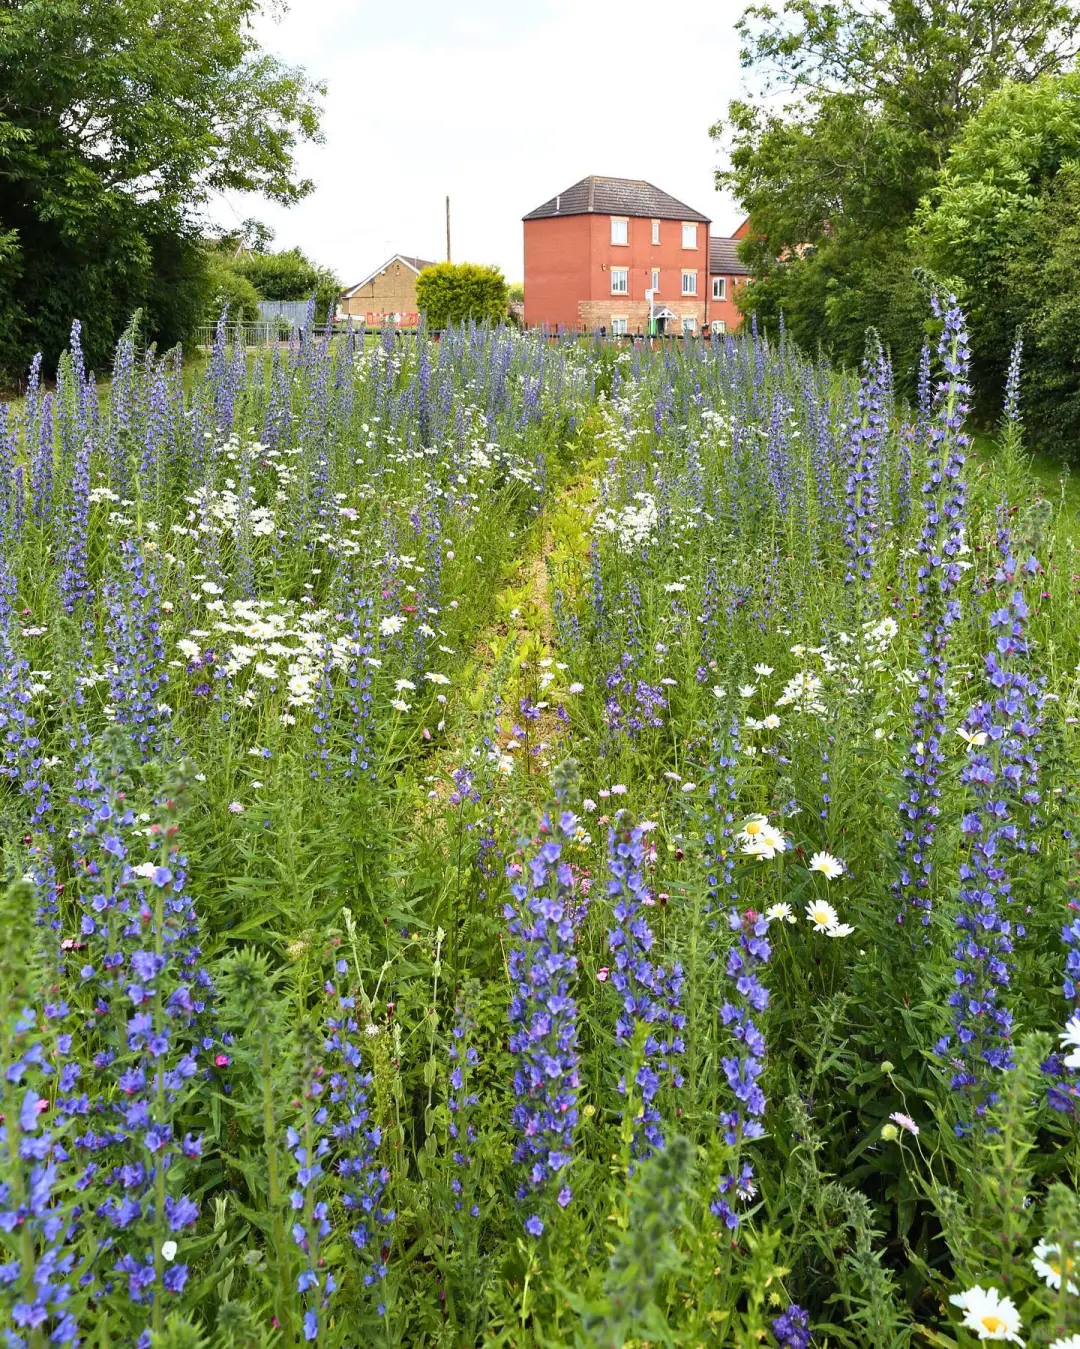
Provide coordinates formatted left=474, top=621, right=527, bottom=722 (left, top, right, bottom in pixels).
left=0, top=0, right=324, bottom=376
left=715, top=0, right=1080, bottom=385
left=915, top=72, right=1080, bottom=440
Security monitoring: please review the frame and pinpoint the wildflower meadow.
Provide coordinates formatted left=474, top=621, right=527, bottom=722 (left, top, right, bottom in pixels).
left=4, top=301, right=1080, bottom=1349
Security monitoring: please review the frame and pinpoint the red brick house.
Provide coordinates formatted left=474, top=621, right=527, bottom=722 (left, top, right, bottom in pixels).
left=709, top=218, right=753, bottom=334
left=523, top=176, right=711, bottom=335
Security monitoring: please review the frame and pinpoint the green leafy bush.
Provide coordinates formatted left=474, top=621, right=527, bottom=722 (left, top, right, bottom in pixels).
left=415, top=261, right=508, bottom=328
left=233, top=247, right=340, bottom=321
left=202, top=253, right=261, bottom=326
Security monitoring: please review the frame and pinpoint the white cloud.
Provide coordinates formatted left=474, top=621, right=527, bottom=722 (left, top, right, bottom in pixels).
left=216, top=0, right=747, bottom=285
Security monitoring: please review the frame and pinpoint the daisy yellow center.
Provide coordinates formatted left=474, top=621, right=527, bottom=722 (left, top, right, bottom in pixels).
left=1051, top=1256, right=1075, bottom=1274
left=979, top=1315, right=1004, bottom=1333
left=745, top=821, right=764, bottom=836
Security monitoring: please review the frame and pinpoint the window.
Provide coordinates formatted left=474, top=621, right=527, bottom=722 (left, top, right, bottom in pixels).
left=651, top=219, right=660, bottom=245
left=682, top=223, right=698, bottom=249
left=681, top=270, right=697, bottom=296
left=712, top=276, right=726, bottom=301
left=610, top=267, right=628, bottom=295
left=611, top=217, right=628, bottom=245
left=711, top=319, right=727, bottom=335
left=681, top=317, right=697, bottom=334
left=611, top=317, right=628, bottom=336
left=651, top=268, right=660, bottom=293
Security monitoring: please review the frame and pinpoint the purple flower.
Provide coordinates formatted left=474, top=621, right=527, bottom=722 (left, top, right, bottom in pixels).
left=772, top=1303, right=811, bottom=1349
left=0, top=877, right=79, bottom=1343
left=505, top=810, right=582, bottom=1233
left=604, top=820, right=684, bottom=1158
left=66, top=748, right=214, bottom=1328
left=843, top=340, right=887, bottom=588
left=940, top=546, right=1043, bottom=1132
left=895, top=296, right=971, bottom=926
left=324, top=964, right=392, bottom=1313
left=105, top=543, right=169, bottom=761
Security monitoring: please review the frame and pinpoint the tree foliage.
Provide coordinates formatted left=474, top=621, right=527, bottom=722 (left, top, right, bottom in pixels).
left=915, top=72, right=1080, bottom=345
left=233, top=247, right=340, bottom=320
left=1005, top=164, right=1080, bottom=446
left=0, top=0, right=324, bottom=377
left=203, top=253, right=262, bottom=326
left=415, top=263, right=509, bottom=330
left=716, top=0, right=1080, bottom=406
left=916, top=73, right=1080, bottom=443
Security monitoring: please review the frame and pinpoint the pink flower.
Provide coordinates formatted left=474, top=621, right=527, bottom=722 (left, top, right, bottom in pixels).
left=214, top=1054, right=231, bottom=1068
left=889, top=1111, right=919, bottom=1136
left=596, top=967, right=610, bottom=983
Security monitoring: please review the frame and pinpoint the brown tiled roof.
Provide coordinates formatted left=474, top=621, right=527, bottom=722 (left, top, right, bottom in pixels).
left=341, top=254, right=438, bottom=297
left=710, top=236, right=753, bottom=276
left=523, top=175, right=709, bottom=223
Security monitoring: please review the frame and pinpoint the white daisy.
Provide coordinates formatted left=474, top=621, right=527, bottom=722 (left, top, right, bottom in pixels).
left=742, top=824, right=786, bottom=860
left=948, top=1286, right=1023, bottom=1343
left=808, top=851, right=845, bottom=880
left=1059, top=1014, right=1080, bottom=1068
left=1032, top=1238, right=1080, bottom=1294
left=805, top=899, right=839, bottom=933
left=736, top=815, right=770, bottom=847
left=766, top=902, right=796, bottom=925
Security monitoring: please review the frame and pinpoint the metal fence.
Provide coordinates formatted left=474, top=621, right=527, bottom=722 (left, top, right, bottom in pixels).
left=190, top=321, right=727, bottom=350
left=256, top=300, right=315, bottom=328
left=192, top=321, right=345, bottom=348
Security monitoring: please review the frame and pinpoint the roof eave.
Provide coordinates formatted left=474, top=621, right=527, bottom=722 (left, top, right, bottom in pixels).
left=342, top=253, right=428, bottom=296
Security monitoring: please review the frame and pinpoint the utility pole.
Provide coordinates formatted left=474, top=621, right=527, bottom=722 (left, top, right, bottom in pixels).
left=446, top=195, right=451, bottom=262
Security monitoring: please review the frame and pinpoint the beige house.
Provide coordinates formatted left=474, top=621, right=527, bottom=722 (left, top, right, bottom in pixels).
left=338, top=254, right=435, bottom=326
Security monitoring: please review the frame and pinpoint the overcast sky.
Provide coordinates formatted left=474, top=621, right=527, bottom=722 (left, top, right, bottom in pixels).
left=216, top=0, right=749, bottom=286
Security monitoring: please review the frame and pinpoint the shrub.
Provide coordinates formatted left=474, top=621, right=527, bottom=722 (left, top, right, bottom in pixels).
left=233, top=247, right=340, bottom=321
left=415, top=262, right=508, bottom=328
left=202, top=254, right=261, bottom=325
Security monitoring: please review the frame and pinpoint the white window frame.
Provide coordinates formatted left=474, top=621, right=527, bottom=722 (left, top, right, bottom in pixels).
left=681, top=316, right=697, bottom=334
left=681, top=269, right=697, bottom=296
left=651, top=219, right=660, bottom=245
left=712, top=276, right=726, bottom=301
left=611, top=317, right=628, bottom=336
left=610, top=217, right=629, bottom=246
left=681, top=222, right=698, bottom=249
left=651, top=268, right=660, bottom=293
left=711, top=319, right=727, bottom=335
left=610, top=267, right=629, bottom=295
